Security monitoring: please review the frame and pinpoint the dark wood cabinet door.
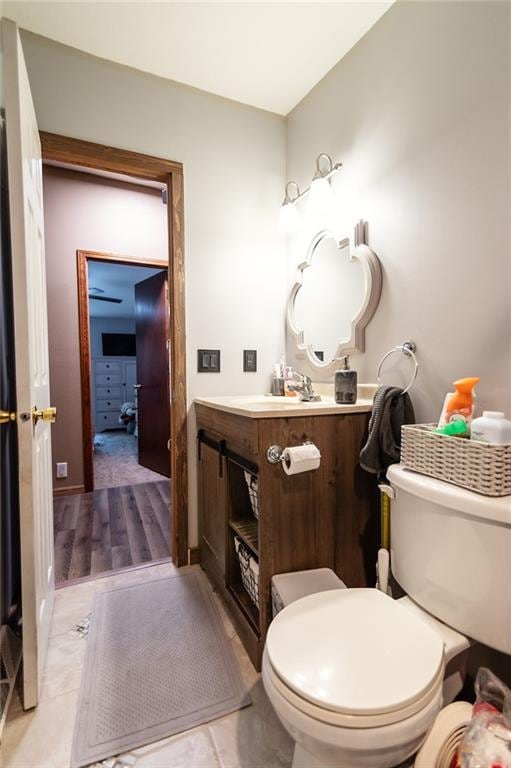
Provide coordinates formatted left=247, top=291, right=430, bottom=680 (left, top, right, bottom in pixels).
left=199, top=442, right=226, bottom=577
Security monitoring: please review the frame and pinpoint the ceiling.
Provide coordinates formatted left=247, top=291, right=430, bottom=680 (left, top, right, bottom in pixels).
left=4, top=1, right=393, bottom=115
left=88, top=261, right=165, bottom=319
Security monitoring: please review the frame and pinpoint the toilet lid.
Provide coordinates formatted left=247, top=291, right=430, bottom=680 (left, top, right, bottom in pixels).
left=266, top=588, right=445, bottom=716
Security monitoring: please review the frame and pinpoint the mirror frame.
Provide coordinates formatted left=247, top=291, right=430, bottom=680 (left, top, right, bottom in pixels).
left=287, top=220, right=382, bottom=375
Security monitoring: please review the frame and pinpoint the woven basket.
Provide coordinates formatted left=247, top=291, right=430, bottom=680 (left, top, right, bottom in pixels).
left=401, top=424, right=511, bottom=497
left=234, top=537, right=259, bottom=608
left=243, top=471, right=259, bottom=519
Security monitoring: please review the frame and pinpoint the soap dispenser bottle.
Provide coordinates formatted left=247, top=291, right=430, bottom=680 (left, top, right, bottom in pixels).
left=335, top=356, right=357, bottom=405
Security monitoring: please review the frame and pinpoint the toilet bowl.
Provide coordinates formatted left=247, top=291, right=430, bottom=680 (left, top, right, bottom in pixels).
left=262, top=465, right=511, bottom=767
left=262, top=588, right=453, bottom=768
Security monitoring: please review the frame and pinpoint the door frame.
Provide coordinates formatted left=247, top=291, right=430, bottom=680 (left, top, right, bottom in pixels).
left=41, top=132, right=188, bottom=567
left=77, top=249, right=169, bottom=489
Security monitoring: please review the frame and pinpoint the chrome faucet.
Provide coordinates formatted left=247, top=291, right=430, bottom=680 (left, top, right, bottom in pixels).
left=287, top=372, right=321, bottom=402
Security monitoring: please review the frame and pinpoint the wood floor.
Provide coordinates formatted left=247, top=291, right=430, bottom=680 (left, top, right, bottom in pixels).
left=53, top=480, right=171, bottom=585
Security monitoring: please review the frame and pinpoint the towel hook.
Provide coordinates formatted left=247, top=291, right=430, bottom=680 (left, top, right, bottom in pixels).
left=376, top=340, right=418, bottom=395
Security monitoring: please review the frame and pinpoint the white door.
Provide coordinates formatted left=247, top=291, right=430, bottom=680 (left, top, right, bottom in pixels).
left=3, top=19, right=55, bottom=709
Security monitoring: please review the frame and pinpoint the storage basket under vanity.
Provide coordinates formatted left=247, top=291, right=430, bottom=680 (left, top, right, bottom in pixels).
left=234, top=537, right=259, bottom=608
left=243, top=471, right=259, bottom=519
left=401, top=424, right=511, bottom=497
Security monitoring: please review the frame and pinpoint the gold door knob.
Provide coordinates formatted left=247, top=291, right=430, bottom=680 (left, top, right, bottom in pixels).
left=32, top=406, right=57, bottom=424
left=0, top=410, right=16, bottom=424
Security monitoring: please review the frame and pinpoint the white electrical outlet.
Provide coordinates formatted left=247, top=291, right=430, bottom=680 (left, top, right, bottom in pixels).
left=56, top=462, right=68, bottom=479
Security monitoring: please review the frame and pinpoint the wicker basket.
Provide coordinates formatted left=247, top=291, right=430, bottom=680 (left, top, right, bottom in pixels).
left=401, top=424, right=511, bottom=497
left=234, top=537, right=259, bottom=608
left=243, top=471, right=259, bottom=519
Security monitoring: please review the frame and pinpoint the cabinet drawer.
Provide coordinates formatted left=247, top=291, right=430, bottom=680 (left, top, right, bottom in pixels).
left=96, top=373, right=122, bottom=386
left=96, top=386, right=121, bottom=398
left=96, top=361, right=122, bottom=374
left=96, top=411, right=121, bottom=429
left=96, top=398, right=121, bottom=412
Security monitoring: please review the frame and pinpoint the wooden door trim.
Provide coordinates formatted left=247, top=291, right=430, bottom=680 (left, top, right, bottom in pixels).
left=42, top=131, right=188, bottom=567
left=40, top=131, right=183, bottom=180
left=76, top=250, right=169, bottom=494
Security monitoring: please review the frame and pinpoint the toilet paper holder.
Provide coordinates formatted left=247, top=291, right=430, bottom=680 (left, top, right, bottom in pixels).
left=266, top=441, right=314, bottom=464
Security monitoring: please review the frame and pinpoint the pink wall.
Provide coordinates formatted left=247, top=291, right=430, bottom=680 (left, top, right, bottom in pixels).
left=43, top=165, right=168, bottom=491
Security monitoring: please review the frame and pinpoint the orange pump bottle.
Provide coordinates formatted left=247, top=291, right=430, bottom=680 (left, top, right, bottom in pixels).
left=446, top=377, right=480, bottom=422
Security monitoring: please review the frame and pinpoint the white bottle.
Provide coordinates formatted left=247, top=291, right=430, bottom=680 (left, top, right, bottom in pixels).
left=471, top=411, right=511, bottom=444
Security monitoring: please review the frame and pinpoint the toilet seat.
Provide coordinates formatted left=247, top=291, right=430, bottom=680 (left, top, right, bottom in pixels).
left=265, top=588, right=445, bottom=728
left=265, top=650, right=445, bottom=728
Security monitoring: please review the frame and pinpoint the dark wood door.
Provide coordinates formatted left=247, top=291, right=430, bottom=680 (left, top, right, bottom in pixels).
left=135, top=271, right=171, bottom=477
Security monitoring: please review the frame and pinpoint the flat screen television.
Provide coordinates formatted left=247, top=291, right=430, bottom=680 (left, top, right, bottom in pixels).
left=102, top=333, right=136, bottom=357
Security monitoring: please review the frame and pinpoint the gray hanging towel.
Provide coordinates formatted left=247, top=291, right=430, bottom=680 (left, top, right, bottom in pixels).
left=360, top=385, right=416, bottom=475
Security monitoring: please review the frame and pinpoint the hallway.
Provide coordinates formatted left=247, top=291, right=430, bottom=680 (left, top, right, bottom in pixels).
left=53, top=480, right=171, bottom=585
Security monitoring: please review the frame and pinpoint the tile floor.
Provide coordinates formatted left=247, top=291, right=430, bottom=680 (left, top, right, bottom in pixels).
left=2, top=563, right=293, bottom=768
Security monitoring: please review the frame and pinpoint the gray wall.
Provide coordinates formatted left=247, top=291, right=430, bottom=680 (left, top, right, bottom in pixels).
left=286, top=0, right=511, bottom=423
left=21, top=31, right=286, bottom=542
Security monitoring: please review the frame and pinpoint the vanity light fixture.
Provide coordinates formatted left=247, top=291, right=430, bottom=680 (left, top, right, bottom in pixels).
left=279, top=154, right=342, bottom=233
left=278, top=182, right=301, bottom=233
left=306, top=153, right=340, bottom=223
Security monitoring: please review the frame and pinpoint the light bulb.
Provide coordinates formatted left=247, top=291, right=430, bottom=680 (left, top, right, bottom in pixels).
left=306, top=176, right=336, bottom=229
left=278, top=201, right=300, bottom=233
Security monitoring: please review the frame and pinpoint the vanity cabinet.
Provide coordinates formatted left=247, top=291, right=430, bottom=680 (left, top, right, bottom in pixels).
left=196, top=402, right=379, bottom=669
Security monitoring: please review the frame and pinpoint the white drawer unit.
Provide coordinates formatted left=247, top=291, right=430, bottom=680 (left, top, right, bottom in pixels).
left=96, top=411, right=122, bottom=429
left=96, top=373, right=122, bottom=386
left=96, top=386, right=122, bottom=398
left=96, top=361, right=122, bottom=374
left=92, top=357, right=138, bottom=432
left=96, top=398, right=122, bottom=412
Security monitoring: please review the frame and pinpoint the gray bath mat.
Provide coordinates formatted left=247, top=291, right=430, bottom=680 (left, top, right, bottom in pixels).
left=71, top=571, right=251, bottom=767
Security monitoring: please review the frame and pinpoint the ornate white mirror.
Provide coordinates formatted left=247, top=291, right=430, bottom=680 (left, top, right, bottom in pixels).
left=287, top=221, right=382, bottom=375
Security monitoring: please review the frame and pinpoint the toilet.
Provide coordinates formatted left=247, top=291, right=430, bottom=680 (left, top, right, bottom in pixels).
left=262, top=464, right=511, bottom=768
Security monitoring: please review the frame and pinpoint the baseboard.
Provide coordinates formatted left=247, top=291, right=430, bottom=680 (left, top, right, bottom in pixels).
left=53, top=484, right=85, bottom=498
left=188, top=546, right=200, bottom=565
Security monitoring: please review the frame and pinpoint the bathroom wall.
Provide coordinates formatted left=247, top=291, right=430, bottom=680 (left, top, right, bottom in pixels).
left=89, top=317, right=136, bottom=358
left=23, top=32, right=286, bottom=540
left=286, top=0, right=510, bottom=423
left=43, top=166, right=168, bottom=492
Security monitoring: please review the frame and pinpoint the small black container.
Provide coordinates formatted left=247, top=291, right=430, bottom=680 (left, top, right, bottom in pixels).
left=335, top=355, right=357, bottom=404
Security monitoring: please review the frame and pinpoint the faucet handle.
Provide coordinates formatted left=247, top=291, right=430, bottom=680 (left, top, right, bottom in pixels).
left=293, top=370, right=310, bottom=384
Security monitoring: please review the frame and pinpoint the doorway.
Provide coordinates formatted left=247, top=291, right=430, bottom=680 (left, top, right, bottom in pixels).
left=49, top=185, right=175, bottom=584
left=79, top=253, right=171, bottom=491
left=41, top=133, right=188, bottom=572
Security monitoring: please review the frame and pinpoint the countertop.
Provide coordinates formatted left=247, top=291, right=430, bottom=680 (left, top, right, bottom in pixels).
left=194, top=387, right=376, bottom=419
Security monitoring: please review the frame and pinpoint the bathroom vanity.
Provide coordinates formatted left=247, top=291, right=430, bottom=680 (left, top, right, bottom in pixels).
left=195, top=393, right=378, bottom=669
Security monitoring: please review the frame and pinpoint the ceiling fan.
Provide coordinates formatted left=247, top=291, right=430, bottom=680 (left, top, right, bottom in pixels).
left=88, top=286, right=122, bottom=304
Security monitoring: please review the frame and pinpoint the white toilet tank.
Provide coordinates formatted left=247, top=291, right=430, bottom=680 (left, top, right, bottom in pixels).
left=387, top=464, right=511, bottom=655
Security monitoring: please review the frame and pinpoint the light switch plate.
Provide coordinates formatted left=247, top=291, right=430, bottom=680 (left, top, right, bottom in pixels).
left=198, top=349, right=221, bottom=373
left=243, top=349, right=257, bottom=372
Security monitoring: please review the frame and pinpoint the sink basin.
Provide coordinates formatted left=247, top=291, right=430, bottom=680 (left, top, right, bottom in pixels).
left=240, top=397, right=308, bottom=408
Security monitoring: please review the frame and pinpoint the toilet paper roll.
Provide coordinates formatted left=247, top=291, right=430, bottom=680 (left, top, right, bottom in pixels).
left=282, top=444, right=321, bottom=475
